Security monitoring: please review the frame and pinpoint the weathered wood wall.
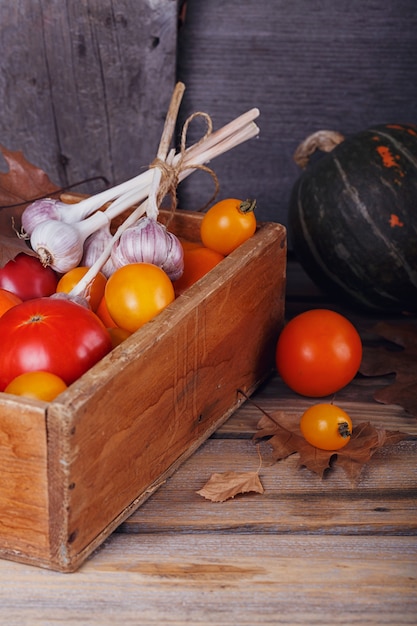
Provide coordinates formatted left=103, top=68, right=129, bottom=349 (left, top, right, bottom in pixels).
left=0, top=0, right=178, bottom=193
left=176, top=0, right=417, bottom=227
left=1, top=1, right=416, bottom=231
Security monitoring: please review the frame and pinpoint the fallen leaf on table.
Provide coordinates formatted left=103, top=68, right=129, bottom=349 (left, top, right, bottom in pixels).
left=197, top=471, right=264, bottom=502
left=359, top=321, right=417, bottom=418
left=0, top=144, right=60, bottom=265
left=254, top=410, right=411, bottom=482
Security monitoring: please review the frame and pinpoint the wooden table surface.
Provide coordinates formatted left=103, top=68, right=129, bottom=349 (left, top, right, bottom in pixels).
left=0, top=261, right=416, bottom=625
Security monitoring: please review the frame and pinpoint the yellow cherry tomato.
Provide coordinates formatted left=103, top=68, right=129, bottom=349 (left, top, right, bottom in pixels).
left=300, top=403, right=353, bottom=450
left=105, top=262, right=175, bottom=333
left=56, top=266, right=107, bottom=312
left=4, top=371, right=68, bottom=402
left=200, top=198, right=257, bottom=255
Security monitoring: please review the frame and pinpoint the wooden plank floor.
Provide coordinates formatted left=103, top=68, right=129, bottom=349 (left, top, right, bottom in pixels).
left=0, top=260, right=416, bottom=625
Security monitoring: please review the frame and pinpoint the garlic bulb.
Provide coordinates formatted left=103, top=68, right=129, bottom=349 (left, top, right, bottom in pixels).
left=111, top=217, right=184, bottom=280
left=82, top=225, right=117, bottom=278
left=30, top=211, right=111, bottom=274
left=21, top=198, right=72, bottom=236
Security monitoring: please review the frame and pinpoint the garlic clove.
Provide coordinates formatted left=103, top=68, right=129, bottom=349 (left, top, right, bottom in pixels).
left=82, top=226, right=117, bottom=278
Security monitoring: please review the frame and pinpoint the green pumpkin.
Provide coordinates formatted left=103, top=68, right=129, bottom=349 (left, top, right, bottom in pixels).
left=288, top=124, right=417, bottom=313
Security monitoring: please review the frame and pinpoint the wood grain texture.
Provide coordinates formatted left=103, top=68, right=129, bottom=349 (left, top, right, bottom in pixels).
left=176, top=1, right=417, bottom=227
left=0, top=397, right=49, bottom=559
left=0, top=534, right=415, bottom=625
left=0, top=0, right=178, bottom=192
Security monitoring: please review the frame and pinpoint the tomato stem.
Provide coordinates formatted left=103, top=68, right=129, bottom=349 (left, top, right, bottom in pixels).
left=239, top=199, right=257, bottom=214
left=338, top=421, right=352, bottom=439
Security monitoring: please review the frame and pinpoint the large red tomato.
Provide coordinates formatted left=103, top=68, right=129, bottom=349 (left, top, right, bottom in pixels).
left=275, top=309, right=362, bottom=397
left=0, top=297, right=112, bottom=391
left=0, top=252, right=58, bottom=300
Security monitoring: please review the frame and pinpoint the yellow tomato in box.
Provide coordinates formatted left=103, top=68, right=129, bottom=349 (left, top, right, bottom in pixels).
left=105, top=263, right=175, bottom=332
left=4, top=371, right=68, bottom=402
left=200, top=198, right=257, bottom=255
left=56, top=266, right=107, bottom=312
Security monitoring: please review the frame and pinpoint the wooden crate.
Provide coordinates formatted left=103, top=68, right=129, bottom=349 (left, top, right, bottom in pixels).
left=0, top=210, right=286, bottom=572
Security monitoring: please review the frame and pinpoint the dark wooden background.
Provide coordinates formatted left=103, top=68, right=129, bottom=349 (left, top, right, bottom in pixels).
left=0, top=1, right=178, bottom=193
left=1, top=0, right=416, bottom=232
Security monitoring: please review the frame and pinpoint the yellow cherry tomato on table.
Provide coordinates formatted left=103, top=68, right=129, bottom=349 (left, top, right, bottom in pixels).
left=105, top=262, right=175, bottom=333
left=4, top=371, right=68, bottom=402
left=300, top=403, right=353, bottom=450
left=200, top=198, right=257, bottom=255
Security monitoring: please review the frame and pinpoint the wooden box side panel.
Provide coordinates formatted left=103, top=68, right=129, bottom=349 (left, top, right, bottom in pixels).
left=47, top=221, right=286, bottom=571
left=0, top=399, right=50, bottom=563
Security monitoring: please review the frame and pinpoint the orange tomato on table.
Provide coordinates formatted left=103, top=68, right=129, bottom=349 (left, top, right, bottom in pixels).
left=300, top=403, right=353, bottom=450
left=275, top=309, right=362, bottom=397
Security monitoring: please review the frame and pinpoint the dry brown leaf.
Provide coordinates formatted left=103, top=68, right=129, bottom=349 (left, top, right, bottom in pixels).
left=0, top=144, right=60, bottom=265
left=254, top=410, right=411, bottom=481
left=360, top=321, right=417, bottom=418
left=197, top=471, right=264, bottom=502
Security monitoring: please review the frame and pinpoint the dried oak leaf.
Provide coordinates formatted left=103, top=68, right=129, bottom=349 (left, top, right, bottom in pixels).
left=254, top=410, right=410, bottom=482
left=0, top=144, right=59, bottom=265
left=359, top=321, right=417, bottom=418
left=197, top=471, right=264, bottom=502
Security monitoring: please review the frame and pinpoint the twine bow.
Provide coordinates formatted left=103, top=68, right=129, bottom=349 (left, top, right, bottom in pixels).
left=149, top=109, right=220, bottom=223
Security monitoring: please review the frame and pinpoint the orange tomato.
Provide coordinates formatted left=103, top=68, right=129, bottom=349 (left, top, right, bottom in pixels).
left=56, top=266, right=107, bottom=311
left=179, top=238, right=203, bottom=251
left=200, top=198, right=257, bottom=255
left=0, top=288, right=22, bottom=317
left=107, top=327, right=132, bottom=349
left=105, top=262, right=175, bottom=332
left=174, top=247, right=224, bottom=296
left=300, top=403, right=353, bottom=450
left=96, top=295, right=118, bottom=328
left=4, top=370, right=68, bottom=402
left=276, top=309, right=362, bottom=397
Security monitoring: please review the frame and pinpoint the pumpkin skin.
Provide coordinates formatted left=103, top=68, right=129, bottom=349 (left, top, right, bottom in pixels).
left=288, top=123, right=417, bottom=313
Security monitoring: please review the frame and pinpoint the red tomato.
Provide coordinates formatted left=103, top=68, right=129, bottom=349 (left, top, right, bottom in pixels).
left=275, top=309, right=362, bottom=397
left=174, top=246, right=224, bottom=296
left=0, top=252, right=58, bottom=300
left=200, top=198, right=257, bottom=255
left=105, top=263, right=175, bottom=332
left=0, top=297, right=112, bottom=391
left=0, top=288, right=22, bottom=317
